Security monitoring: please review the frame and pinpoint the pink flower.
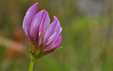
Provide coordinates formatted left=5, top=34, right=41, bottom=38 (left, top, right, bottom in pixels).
left=23, top=3, right=62, bottom=58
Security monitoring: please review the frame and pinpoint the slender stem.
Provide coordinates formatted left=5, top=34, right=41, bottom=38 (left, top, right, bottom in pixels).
left=29, top=60, right=35, bottom=71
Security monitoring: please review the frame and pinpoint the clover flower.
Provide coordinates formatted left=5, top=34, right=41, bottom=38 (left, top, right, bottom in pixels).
left=23, top=3, right=62, bottom=60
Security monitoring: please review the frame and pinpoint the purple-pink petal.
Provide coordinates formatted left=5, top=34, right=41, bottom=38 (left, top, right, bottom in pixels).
left=43, top=11, right=50, bottom=33
left=39, top=11, right=50, bottom=35
left=30, top=10, right=45, bottom=44
left=48, top=34, right=62, bottom=52
left=23, top=3, right=38, bottom=41
left=53, top=16, right=58, bottom=21
left=45, top=17, right=62, bottom=48
left=43, top=20, right=57, bottom=45
left=45, top=32, right=56, bottom=45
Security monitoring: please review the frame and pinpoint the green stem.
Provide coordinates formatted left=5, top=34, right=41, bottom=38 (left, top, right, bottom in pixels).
left=29, top=59, right=35, bottom=71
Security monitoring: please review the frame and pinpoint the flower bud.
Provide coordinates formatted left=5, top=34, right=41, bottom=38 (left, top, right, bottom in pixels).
left=23, top=3, right=62, bottom=60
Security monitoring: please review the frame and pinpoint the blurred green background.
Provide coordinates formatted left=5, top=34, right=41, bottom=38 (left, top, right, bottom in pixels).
left=0, top=0, right=113, bottom=71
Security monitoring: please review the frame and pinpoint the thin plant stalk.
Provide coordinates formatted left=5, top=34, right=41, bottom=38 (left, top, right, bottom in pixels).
left=29, top=59, right=35, bottom=71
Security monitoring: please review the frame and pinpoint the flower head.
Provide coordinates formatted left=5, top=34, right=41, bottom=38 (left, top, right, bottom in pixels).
left=23, top=3, right=62, bottom=59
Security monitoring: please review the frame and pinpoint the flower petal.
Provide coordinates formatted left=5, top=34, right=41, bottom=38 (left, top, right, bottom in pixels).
left=39, top=11, right=50, bottom=35
left=48, top=34, right=62, bottom=53
left=45, top=32, right=56, bottom=45
left=30, top=10, right=45, bottom=44
left=45, top=16, right=62, bottom=48
left=53, top=16, right=58, bottom=21
left=23, top=3, right=38, bottom=41
left=43, top=20, right=57, bottom=45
